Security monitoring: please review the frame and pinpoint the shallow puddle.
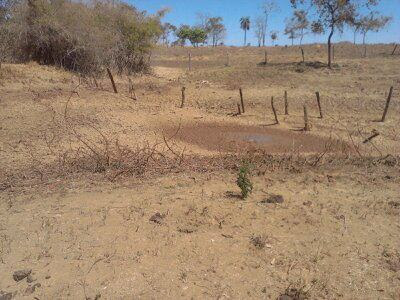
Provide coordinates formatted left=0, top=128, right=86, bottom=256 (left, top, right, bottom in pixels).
left=163, top=122, right=347, bottom=154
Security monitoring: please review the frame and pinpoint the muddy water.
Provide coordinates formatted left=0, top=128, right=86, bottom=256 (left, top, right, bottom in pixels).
left=163, top=122, right=347, bottom=154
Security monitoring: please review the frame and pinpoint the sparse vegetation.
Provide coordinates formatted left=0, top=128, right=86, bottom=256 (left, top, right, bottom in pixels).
left=0, top=0, right=398, bottom=296
left=0, top=0, right=164, bottom=73
left=236, top=162, right=253, bottom=199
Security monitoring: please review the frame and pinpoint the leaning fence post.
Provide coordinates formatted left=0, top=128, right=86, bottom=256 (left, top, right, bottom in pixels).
left=380, top=86, right=394, bottom=122
left=284, top=90, right=289, bottom=115
left=271, top=96, right=279, bottom=124
left=180, top=87, right=186, bottom=108
left=303, top=105, right=310, bottom=131
left=239, top=88, right=245, bottom=114
left=391, top=44, right=398, bottom=55
left=315, top=91, right=323, bottom=118
left=106, top=68, right=117, bottom=93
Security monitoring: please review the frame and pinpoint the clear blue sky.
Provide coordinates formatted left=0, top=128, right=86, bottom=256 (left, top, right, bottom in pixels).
left=131, top=0, right=399, bottom=46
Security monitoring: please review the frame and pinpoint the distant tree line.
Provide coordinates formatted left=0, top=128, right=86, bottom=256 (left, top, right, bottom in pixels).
left=160, top=15, right=226, bottom=47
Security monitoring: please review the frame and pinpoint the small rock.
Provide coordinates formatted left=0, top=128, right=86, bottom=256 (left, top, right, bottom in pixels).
left=24, top=283, right=41, bottom=296
left=45, top=275, right=51, bottom=280
left=149, top=213, right=165, bottom=224
left=0, top=291, right=13, bottom=300
left=261, top=194, right=284, bottom=204
left=26, top=274, right=35, bottom=283
left=13, top=269, right=32, bottom=282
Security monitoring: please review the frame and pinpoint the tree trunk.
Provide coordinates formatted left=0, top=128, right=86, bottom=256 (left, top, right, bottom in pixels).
left=244, top=29, right=247, bottom=46
left=327, top=26, right=334, bottom=69
left=353, top=30, right=357, bottom=45
left=300, top=29, right=304, bottom=45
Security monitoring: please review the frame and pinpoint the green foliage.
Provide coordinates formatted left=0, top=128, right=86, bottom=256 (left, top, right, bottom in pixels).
left=175, top=25, right=207, bottom=47
left=236, top=162, right=253, bottom=199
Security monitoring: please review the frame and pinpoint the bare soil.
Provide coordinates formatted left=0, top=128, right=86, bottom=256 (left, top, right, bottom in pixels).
left=0, top=44, right=399, bottom=299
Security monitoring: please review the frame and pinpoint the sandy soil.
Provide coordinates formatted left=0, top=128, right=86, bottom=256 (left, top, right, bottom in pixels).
left=0, top=44, right=399, bottom=299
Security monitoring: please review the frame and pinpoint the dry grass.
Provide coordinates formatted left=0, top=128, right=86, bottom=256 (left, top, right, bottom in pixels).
left=0, top=44, right=399, bottom=299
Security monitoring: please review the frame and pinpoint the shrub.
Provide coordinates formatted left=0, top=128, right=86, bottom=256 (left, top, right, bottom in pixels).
left=236, top=162, right=253, bottom=199
left=0, top=0, right=163, bottom=74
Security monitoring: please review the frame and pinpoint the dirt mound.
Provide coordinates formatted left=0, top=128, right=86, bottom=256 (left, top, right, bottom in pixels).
left=164, top=122, right=347, bottom=154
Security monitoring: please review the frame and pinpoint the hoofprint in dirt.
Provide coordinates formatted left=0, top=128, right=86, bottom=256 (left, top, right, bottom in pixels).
left=0, top=160, right=399, bottom=299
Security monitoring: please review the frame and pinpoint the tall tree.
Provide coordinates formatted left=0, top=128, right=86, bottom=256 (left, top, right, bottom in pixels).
left=260, top=0, right=278, bottom=47
left=240, top=17, right=250, bottom=46
left=254, top=16, right=265, bottom=47
left=206, top=17, right=226, bottom=47
left=292, top=10, right=309, bottom=45
left=349, top=14, right=363, bottom=44
left=359, top=11, right=391, bottom=56
left=161, top=22, right=177, bottom=46
left=291, top=0, right=384, bottom=68
left=284, top=18, right=299, bottom=46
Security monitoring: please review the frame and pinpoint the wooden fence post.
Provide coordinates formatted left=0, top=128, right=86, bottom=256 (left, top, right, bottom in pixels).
left=381, top=86, right=394, bottom=122
left=300, top=47, right=305, bottom=63
left=106, top=68, right=117, bottom=93
left=237, top=103, right=241, bottom=115
left=271, top=96, right=279, bottom=124
left=239, top=88, right=245, bottom=114
left=284, top=90, right=289, bottom=115
left=188, top=52, right=192, bottom=71
left=391, top=44, right=398, bottom=55
left=316, top=91, right=323, bottom=118
left=180, top=87, right=186, bottom=108
left=265, top=50, right=268, bottom=64
left=303, top=105, right=310, bottom=131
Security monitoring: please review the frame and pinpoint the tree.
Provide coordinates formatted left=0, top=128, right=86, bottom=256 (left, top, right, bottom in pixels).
left=240, top=17, right=250, bottom=46
left=175, top=25, right=207, bottom=47
left=270, top=31, right=278, bottom=46
left=175, top=25, right=192, bottom=46
left=187, top=27, right=207, bottom=47
left=284, top=18, right=299, bottom=46
left=254, top=16, right=265, bottom=47
left=161, top=22, right=176, bottom=46
left=293, top=10, right=309, bottom=45
left=291, top=0, right=384, bottom=68
left=359, top=11, right=391, bottom=56
left=260, top=0, right=278, bottom=47
left=349, top=14, right=363, bottom=44
left=205, top=17, right=226, bottom=47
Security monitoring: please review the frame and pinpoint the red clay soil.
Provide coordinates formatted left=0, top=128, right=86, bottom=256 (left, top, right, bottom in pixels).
left=163, top=122, right=348, bottom=154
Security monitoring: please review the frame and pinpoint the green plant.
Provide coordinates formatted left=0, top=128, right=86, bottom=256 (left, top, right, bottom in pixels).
left=236, top=162, right=253, bottom=199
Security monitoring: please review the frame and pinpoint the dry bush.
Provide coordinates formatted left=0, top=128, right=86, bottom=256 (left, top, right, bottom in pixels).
left=0, top=0, right=163, bottom=74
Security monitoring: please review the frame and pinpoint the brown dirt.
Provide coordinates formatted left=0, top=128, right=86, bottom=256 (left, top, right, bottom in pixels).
left=0, top=44, right=399, bottom=299
left=163, top=121, right=348, bottom=154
